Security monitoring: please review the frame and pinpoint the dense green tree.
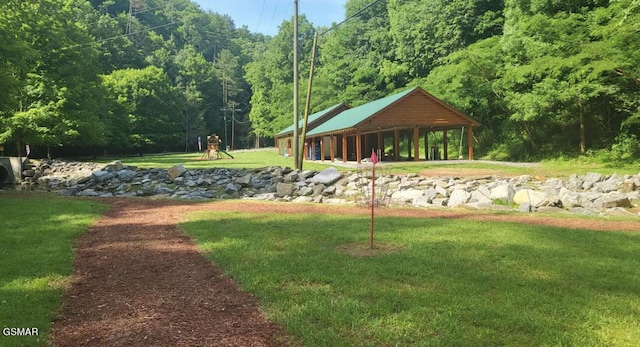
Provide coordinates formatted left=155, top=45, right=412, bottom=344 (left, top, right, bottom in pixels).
left=388, top=0, right=504, bottom=77
left=314, top=0, right=398, bottom=108
left=1, top=0, right=107, bottom=157
left=102, top=66, right=184, bottom=152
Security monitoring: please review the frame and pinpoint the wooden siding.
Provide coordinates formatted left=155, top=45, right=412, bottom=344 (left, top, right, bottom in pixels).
left=360, top=92, right=473, bottom=130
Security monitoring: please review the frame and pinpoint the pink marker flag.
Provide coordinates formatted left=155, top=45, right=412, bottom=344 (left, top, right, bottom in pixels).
left=370, top=149, right=378, bottom=164
left=369, top=148, right=378, bottom=249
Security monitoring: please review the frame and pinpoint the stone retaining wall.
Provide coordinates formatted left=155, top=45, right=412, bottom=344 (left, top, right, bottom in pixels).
left=20, top=159, right=640, bottom=217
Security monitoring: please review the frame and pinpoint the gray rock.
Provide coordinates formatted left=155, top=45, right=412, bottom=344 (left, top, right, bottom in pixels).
left=78, top=189, right=99, bottom=197
left=284, top=172, right=299, bottom=182
left=322, top=185, right=336, bottom=195
left=593, top=193, right=632, bottom=208
left=469, top=188, right=492, bottom=205
left=312, top=184, right=325, bottom=196
left=447, top=189, right=470, bottom=207
left=103, top=160, right=124, bottom=171
left=412, top=196, right=433, bottom=207
left=92, top=170, right=111, bottom=182
left=391, top=189, right=425, bottom=204
left=622, top=179, right=637, bottom=193
left=297, top=186, right=314, bottom=196
left=584, top=172, right=604, bottom=184
left=225, top=183, right=242, bottom=193
left=518, top=203, right=532, bottom=212
left=513, top=189, right=549, bottom=207
left=559, top=187, right=592, bottom=208
left=117, top=170, right=137, bottom=182
left=168, top=165, right=187, bottom=180
left=276, top=182, right=295, bottom=197
left=595, top=174, right=622, bottom=193
left=309, top=167, right=342, bottom=185
left=292, top=196, right=314, bottom=203
left=490, top=183, right=514, bottom=203
left=300, top=170, right=317, bottom=179
left=235, top=174, right=253, bottom=187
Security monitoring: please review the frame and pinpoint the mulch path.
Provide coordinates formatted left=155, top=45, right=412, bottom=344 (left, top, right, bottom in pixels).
left=48, top=197, right=640, bottom=346
left=48, top=198, right=293, bottom=347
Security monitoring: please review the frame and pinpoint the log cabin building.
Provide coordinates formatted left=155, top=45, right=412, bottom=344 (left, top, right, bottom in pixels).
left=276, top=87, right=480, bottom=164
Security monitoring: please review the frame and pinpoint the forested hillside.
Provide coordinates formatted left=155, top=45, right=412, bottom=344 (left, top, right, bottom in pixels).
left=1, top=0, right=639, bottom=161
left=0, top=0, right=259, bottom=157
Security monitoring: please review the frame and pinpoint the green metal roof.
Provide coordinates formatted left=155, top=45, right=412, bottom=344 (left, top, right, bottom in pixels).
left=276, top=103, right=347, bottom=136
left=306, top=87, right=417, bottom=136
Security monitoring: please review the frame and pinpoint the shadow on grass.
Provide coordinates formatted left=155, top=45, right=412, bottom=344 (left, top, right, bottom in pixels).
left=0, top=195, right=107, bottom=347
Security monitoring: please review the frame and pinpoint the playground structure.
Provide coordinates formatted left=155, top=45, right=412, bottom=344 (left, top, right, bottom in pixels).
left=201, top=134, right=234, bottom=160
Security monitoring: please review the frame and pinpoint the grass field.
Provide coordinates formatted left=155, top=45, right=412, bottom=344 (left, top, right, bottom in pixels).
left=102, top=150, right=640, bottom=178
left=0, top=193, right=106, bottom=347
left=182, top=209, right=640, bottom=346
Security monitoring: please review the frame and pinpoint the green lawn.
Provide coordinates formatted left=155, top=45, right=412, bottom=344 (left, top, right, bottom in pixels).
left=182, top=208, right=640, bottom=346
left=101, top=150, right=640, bottom=178
left=110, top=150, right=333, bottom=172
left=0, top=193, right=106, bottom=347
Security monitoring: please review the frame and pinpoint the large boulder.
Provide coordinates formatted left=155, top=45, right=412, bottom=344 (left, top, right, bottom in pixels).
left=168, top=164, right=187, bottom=180
left=391, top=189, right=425, bottom=204
left=447, top=189, right=470, bottom=207
left=490, top=183, right=515, bottom=203
left=593, top=193, right=632, bottom=209
left=309, top=167, right=342, bottom=185
left=92, top=170, right=111, bottom=182
left=235, top=174, right=253, bottom=187
left=513, top=189, right=549, bottom=207
left=559, top=187, right=590, bottom=208
left=275, top=182, right=295, bottom=197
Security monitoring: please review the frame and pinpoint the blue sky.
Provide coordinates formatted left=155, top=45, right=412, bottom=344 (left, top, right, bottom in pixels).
left=191, top=0, right=346, bottom=36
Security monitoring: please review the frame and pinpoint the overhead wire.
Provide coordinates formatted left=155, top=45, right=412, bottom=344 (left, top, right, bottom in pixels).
left=267, top=0, right=282, bottom=36
left=256, top=0, right=267, bottom=34
left=58, top=21, right=181, bottom=51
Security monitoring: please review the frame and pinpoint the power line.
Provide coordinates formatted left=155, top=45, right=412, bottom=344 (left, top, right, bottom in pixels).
left=320, top=0, right=384, bottom=36
left=59, top=21, right=181, bottom=51
left=268, top=0, right=282, bottom=35
left=256, top=0, right=267, bottom=34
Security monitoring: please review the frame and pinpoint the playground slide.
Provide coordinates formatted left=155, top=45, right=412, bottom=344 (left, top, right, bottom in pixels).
left=220, top=150, right=234, bottom=159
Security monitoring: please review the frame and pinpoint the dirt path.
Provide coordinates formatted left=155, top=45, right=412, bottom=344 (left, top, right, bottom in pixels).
left=48, top=198, right=292, bottom=347
left=49, top=198, right=639, bottom=346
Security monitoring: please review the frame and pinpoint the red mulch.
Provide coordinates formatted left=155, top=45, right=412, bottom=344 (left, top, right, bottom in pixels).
left=48, top=197, right=639, bottom=346
left=48, top=198, right=294, bottom=347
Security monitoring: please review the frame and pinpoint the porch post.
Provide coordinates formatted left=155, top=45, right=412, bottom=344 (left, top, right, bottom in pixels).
left=311, top=138, right=316, bottom=161
left=443, top=130, right=448, bottom=160
left=394, top=129, right=400, bottom=160
left=356, top=132, right=362, bottom=164
left=320, top=137, right=324, bottom=162
left=467, top=126, right=474, bottom=160
left=424, top=131, right=429, bottom=160
left=330, top=136, right=335, bottom=162
left=413, top=126, right=420, bottom=161
left=342, top=135, right=347, bottom=163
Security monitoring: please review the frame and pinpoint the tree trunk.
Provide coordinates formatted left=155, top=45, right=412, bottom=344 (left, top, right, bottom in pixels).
left=579, top=101, right=586, bottom=155
left=16, top=141, right=22, bottom=157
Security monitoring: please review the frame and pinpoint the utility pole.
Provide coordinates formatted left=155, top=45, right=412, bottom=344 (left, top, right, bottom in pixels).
left=293, top=0, right=300, bottom=170
left=224, top=101, right=242, bottom=150
left=221, top=103, right=241, bottom=150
